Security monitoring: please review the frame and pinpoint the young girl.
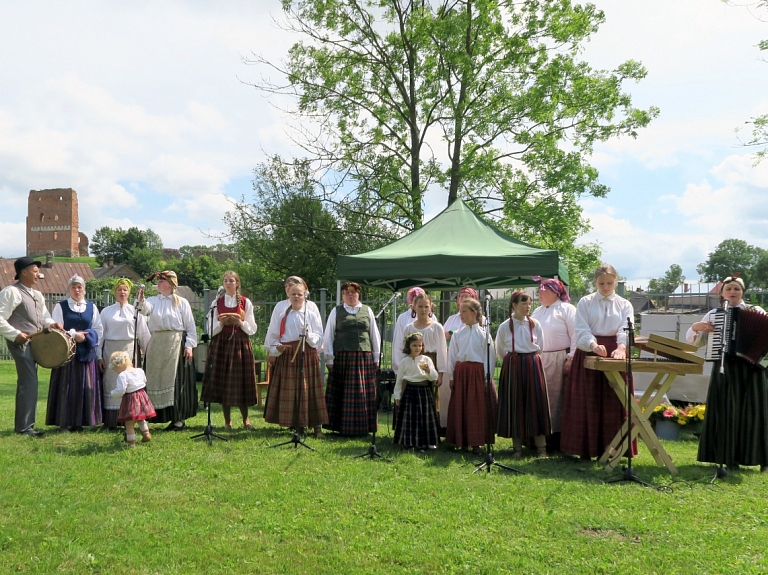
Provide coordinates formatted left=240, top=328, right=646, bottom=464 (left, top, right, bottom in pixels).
left=445, top=298, right=497, bottom=454
left=496, top=291, right=551, bottom=459
left=393, top=332, right=439, bottom=451
left=109, top=351, right=156, bottom=447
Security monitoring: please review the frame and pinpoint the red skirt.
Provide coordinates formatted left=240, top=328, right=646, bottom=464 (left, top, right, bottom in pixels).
left=446, top=362, right=496, bottom=448
left=117, top=389, right=157, bottom=423
left=560, top=336, right=637, bottom=458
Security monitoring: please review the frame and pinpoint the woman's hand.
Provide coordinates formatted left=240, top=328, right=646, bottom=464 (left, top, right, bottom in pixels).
left=184, top=347, right=193, bottom=362
left=98, top=359, right=105, bottom=372
left=436, top=373, right=443, bottom=387
left=73, top=332, right=86, bottom=343
left=692, top=321, right=715, bottom=334
left=564, top=357, right=573, bottom=375
left=276, top=344, right=287, bottom=354
left=590, top=342, right=607, bottom=357
left=611, top=344, right=626, bottom=360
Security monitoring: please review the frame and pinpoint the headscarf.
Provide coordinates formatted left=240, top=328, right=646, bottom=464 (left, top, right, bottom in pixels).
left=720, top=275, right=746, bottom=292
left=113, top=278, right=133, bottom=293
left=67, top=274, right=85, bottom=288
left=456, top=286, right=478, bottom=301
left=406, top=286, right=425, bottom=305
left=533, top=276, right=570, bottom=303
left=146, top=270, right=178, bottom=289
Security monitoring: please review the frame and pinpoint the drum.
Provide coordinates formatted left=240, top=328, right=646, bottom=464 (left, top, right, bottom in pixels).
left=30, top=330, right=76, bottom=368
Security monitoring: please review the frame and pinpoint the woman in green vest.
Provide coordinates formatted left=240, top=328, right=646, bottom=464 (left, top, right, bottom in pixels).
left=322, top=282, right=381, bottom=436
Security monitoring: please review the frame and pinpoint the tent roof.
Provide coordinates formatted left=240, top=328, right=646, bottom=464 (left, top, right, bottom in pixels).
left=337, top=199, right=569, bottom=291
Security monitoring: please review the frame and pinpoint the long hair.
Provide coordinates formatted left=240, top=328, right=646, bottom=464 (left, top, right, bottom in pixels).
left=461, top=298, right=483, bottom=324
left=411, top=293, right=434, bottom=319
left=508, top=290, right=531, bottom=318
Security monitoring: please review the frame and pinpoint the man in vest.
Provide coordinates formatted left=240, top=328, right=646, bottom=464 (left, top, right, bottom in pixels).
left=0, top=256, right=63, bottom=436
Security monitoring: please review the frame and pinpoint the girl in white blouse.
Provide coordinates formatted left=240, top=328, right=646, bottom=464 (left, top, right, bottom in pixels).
left=109, top=351, right=156, bottom=447
left=393, top=332, right=439, bottom=450
left=496, top=291, right=551, bottom=458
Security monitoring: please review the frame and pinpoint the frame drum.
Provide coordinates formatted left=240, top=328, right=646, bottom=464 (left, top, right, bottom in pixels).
left=30, top=330, right=76, bottom=368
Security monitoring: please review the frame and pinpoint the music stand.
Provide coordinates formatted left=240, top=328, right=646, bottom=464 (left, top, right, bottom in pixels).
left=192, top=294, right=227, bottom=446
left=474, top=294, right=524, bottom=474
left=353, top=291, right=400, bottom=461
left=604, top=317, right=657, bottom=488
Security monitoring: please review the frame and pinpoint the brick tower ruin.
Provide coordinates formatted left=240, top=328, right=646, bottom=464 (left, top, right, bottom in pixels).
left=26, top=188, right=88, bottom=257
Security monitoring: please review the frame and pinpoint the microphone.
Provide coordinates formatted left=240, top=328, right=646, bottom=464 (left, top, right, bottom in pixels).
left=485, top=293, right=492, bottom=301
left=134, top=284, right=146, bottom=307
left=394, top=292, right=402, bottom=298
left=217, top=286, right=225, bottom=297
left=305, top=291, right=310, bottom=300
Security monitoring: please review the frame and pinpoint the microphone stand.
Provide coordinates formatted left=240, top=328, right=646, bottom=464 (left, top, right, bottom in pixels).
left=270, top=300, right=314, bottom=451
left=605, top=317, right=656, bottom=487
left=353, top=291, right=400, bottom=461
left=192, top=292, right=227, bottom=445
left=474, top=294, right=524, bottom=474
left=132, top=285, right=144, bottom=368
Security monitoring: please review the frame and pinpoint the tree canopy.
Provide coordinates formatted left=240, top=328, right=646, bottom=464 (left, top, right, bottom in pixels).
left=246, top=0, right=657, bottom=284
left=647, top=264, right=685, bottom=294
left=697, top=238, right=768, bottom=289
left=89, top=226, right=164, bottom=277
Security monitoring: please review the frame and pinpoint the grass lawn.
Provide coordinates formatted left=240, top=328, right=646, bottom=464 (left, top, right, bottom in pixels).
left=1, top=360, right=766, bottom=574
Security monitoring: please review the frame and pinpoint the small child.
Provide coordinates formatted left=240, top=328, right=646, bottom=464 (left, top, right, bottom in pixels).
left=109, top=351, right=156, bottom=447
left=393, top=332, right=440, bottom=452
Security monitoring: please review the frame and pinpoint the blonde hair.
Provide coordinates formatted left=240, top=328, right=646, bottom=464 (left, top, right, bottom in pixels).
left=461, top=298, right=483, bottom=324
left=593, top=263, right=619, bottom=282
left=109, top=350, right=132, bottom=371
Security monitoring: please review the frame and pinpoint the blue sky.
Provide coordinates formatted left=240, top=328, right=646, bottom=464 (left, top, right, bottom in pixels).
left=1, top=0, right=767, bottom=290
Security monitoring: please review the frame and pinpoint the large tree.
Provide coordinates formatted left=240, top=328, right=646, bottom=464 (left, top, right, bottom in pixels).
left=247, top=0, right=657, bottom=280
left=90, top=226, right=164, bottom=277
left=697, top=239, right=767, bottom=289
left=648, top=264, right=685, bottom=295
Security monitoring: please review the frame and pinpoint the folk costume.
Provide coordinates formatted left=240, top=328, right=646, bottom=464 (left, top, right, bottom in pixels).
left=686, top=303, right=768, bottom=469
left=264, top=299, right=327, bottom=429
left=322, top=303, right=381, bottom=436
left=530, top=299, right=576, bottom=434
left=46, top=296, right=104, bottom=428
left=111, top=368, right=156, bottom=423
left=559, top=291, right=636, bottom=459
left=495, top=317, right=551, bottom=441
left=445, top=322, right=497, bottom=448
left=100, top=301, right=151, bottom=428
left=200, top=294, right=258, bottom=409
left=0, top=261, right=57, bottom=433
left=140, top=272, right=198, bottom=424
left=393, top=354, right=439, bottom=449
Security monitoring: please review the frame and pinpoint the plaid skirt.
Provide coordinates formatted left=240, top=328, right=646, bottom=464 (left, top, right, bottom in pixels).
left=446, top=361, right=497, bottom=448
left=497, top=352, right=552, bottom=439
left=560, top=336, right=637, bottom=458
left=264, top=341, right=328, bottom=428
left=540, top=349, right=568, bottom=433
left=393, top=382, right=440, bottom=447
left=324, top=351, right=378, bottom=436
left=698, top=355, right=768, bottom=467
left=46, top=358, right=103, bottom=427
left=117, top=388, right=157, bottom=423
left=201, top=330, right=257, bottom=407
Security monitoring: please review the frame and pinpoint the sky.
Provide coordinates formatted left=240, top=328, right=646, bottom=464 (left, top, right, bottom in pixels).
left=1, top=0, right=767, bottom=290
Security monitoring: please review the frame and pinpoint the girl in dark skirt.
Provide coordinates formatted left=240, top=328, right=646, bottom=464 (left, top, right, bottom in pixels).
left=496, top=291, right=551, bottom=459
left=201, top=270, right=258, bottom=431
left=394, top=332, right=440, bottom=451
left=109, top=351, right=156, bottom=447
left=446, top=298, right=497, bottom=453
left=686, top=275, right=768, bottom=472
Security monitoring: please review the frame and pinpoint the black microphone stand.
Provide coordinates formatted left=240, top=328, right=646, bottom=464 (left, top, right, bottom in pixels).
left=605, top=317, right=657, bottom=487
left=474, top=294, right=524, bottom=474
left=270, top=299, right=314, bottom=451
left=192, top=292, right=227, bottom=445
left=131, top=285, right=144, bottom=368
left=353, top=291, right=400, bottom=461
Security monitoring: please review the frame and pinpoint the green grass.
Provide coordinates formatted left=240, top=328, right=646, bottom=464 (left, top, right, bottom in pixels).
left=1, top=360, right=767, bottom=574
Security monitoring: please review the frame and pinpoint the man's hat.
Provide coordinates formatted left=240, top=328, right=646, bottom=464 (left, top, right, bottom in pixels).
left=14, top=256, right=42, bottom=280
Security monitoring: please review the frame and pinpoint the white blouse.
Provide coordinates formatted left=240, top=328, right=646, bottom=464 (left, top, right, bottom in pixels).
left=101, top=302, right=151, bottom=353
left=446, top=323, right=496, bottom=381
left=322, top=303, right=381, bottom=365
left=443, top=312, right=463, bottom=336
left=394, top=355, right=438, bottom=400
left=495, top=317, right=544, bottom=356
left=140, top=294, right=197, bottom=349
left=265, top=302, right=324, bottom=356
left=531, top=300, right=577, bottom=357
left=574, top=291, right=634, bottom=352
left=391, top=308, right=415, bottom=361
left=685, top=302, right=767, bottom=346
left=210, top=294, right=258, bottom=337
left=110, top=368, right=147, bottom=396
left=52, top=298, right=104, bottom=358
left=392, top=320, right=448, bottom=374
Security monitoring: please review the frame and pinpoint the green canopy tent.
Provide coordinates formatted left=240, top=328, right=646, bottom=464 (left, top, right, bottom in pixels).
left=336, top=199, right=569, bottom=292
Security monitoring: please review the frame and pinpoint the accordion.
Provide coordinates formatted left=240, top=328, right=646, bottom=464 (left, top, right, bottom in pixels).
left=705, top=306, right=768, bottom=369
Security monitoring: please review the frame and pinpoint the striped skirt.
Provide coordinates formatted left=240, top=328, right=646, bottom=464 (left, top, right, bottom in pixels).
left=446, top=361, right=497, bottom=448
left=497, top=352, right=551, bottom=439
left=46, top=358, right=103, bottom=427
left=145, top=331, right=198, bottom=424
left=560, top=336, right=636, bottom=459
left=324, top=351, right=378, bottom=436
left=201, top=330, right=257, bottom=407
left=698, top=355, right=768, bottom=467
left=393, top=381, right=440, bottom=448
left=540, top=349, right=568, bottom=433
left=117, top=388, right=157, bottom=423
left=264, top=341, right=328, bottom=428
left=102, top=338, right=134, bottom=428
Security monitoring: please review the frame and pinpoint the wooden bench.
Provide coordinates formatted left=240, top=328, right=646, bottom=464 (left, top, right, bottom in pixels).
left=255, top=360, right=270, bottom=408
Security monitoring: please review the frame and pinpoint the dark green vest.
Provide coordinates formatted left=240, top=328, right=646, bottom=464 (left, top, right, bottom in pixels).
left=333, top=305, right=372, bottom=352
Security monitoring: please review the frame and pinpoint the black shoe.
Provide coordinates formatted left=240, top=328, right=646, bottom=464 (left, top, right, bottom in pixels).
left=18, top=429, right=45, bottom=437
left=165, top=421, right=186, bottom=431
